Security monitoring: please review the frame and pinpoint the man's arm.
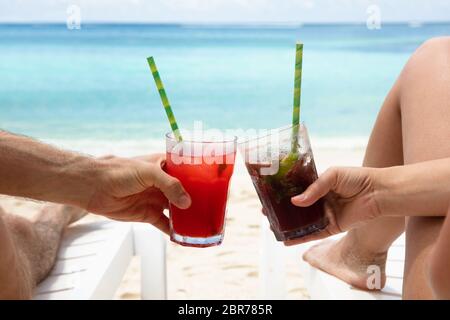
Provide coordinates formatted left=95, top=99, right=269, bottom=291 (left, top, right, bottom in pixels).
left=0, top=130, right=98, bottom=207
left=0, top=130, right=191, bottom=233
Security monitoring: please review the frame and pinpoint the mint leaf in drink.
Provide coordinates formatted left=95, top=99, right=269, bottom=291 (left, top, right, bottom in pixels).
left=260, top=152, right=297, bottom=203
left=264, top=151, right=312, bottom=203
left=274, top=151, right=299, bottom=180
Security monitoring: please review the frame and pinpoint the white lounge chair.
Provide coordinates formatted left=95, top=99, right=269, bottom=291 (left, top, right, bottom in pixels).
left=33, top=220, right=166, bottom=300
left=297, top=234, right=404, bottom=300
left=259, top=221, right=404, bottom=300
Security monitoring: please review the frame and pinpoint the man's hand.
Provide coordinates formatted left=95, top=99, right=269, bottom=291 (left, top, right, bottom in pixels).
left=87, top=154, right=191, bottom=234
left=284, top=166, right=381, bottom=246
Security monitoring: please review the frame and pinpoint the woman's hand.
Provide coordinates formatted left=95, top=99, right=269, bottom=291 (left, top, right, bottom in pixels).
left=285, top=166, right=382, bottom=246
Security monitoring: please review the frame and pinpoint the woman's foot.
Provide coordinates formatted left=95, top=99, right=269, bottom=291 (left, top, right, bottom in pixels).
left=302, top=234, right=388, bottom=290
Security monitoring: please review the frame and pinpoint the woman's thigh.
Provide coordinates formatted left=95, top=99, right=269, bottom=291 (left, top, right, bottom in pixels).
left=399, top=37, right=450, bottom=299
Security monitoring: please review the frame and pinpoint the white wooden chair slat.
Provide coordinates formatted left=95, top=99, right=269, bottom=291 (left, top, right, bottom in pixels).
left=387, top=246, right=405, bottom=259
left=50, top=256, right=95, bottom=275
left=61, top=230, right=108, bottom=247
left=34, top=289, right=75, bottom=300
left=57, top=222, right=118, bottom=260
left=133, top=224, right=167, bottom=300
left=259, top=218, right=286, bottom=299
left=69, top=223, right=134, bottom=300
left=34, top=272, right=82, bottom=294
left=392, top=234, right=406, bottom=245
left=385, top=260, right=405, bottom=278
left=63, top=220, right=116, bottom=233
left=382, top=278, right=404, bottom=297
left=34, top=220, right=167, bottom=300
left=57, top=242, right=105, bottom=260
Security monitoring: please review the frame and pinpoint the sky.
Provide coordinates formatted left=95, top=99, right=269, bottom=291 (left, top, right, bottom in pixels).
left=1, top=0, right=450, bottom=23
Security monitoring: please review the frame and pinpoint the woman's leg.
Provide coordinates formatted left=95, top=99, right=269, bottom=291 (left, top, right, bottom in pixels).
left=303, top=37, right=450, bottom=296
left=428, top=206, right=450, bottom=299
left=397, top=36, right=450, bottom=299
left=303, top=70, right=405, bottom=290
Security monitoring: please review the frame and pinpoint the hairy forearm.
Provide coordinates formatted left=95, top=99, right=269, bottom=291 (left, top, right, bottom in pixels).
left=0, top=130, right=99, bottom=207
left=376, top=158, right=450, bottom=217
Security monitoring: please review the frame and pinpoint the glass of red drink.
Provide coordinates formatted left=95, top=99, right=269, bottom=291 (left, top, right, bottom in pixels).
left=239, top=124, right=328, bottom=241
left=165, top=133, right=237, bottom=247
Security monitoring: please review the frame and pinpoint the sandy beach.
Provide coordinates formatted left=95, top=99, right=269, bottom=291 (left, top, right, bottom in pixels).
left=0, top=145, right=365, bottom=299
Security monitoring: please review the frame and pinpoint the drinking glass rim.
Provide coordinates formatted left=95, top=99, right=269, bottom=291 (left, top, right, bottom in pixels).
left=165, top=132, right=238, bottom=144
left=238, top=122, right=306, bottom=145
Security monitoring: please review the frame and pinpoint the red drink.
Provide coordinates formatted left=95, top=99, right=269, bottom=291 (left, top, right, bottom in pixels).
left=165, top=134, right=237, bottom=247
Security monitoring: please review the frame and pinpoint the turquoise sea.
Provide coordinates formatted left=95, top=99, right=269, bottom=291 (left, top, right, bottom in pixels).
left=0, top=23, right=449, bottom=144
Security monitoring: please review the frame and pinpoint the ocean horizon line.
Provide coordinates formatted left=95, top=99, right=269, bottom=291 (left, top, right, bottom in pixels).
left=1, top=21, right=449, bottom=28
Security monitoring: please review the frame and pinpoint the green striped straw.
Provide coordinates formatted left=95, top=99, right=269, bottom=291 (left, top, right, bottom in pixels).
left=147, top=56, right=183, bottom=142
left=291, top=42, right=303, bottom=153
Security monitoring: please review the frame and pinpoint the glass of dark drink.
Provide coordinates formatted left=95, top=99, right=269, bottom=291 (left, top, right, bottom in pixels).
left=239, top=124, right=328, bottom=241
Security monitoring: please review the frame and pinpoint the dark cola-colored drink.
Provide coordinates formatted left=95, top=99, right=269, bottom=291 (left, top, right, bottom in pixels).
left=242, top=125, right=328, bottom=241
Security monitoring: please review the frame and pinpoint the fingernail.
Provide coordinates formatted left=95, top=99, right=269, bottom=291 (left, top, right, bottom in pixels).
left=178, top=195, right=191, bottom=209
left=292, top=194, right=307, bottom=202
